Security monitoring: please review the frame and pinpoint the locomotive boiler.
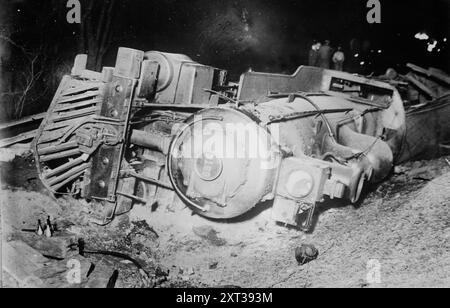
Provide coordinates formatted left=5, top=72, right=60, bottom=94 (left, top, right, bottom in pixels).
left=33, top=47, right=407, bottom=230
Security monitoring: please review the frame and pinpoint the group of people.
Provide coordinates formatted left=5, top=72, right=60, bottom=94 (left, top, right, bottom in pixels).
left=309, top=40, right=345, bottom=71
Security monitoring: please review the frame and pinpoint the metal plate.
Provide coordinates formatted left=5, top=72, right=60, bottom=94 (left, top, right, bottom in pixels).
left=83, top=77, right=136, bottom=201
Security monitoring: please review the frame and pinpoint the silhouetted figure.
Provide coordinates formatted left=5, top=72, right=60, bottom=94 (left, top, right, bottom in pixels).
left=318, top=40, right=332, bottom=69
left=332, top=46, right=345, bottom=71
left=308, top=41, right=321, bottom=67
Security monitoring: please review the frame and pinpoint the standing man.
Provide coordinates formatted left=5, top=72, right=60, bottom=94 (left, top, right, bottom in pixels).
left=332, top=46, right=345, bottom=71
left=318, top=40, right=333, bottom=69
left=308, top=41, right=321, bottom=67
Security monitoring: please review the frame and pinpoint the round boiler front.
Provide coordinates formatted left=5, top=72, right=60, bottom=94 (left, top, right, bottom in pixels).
left=167, top=107, right=281, bottom=219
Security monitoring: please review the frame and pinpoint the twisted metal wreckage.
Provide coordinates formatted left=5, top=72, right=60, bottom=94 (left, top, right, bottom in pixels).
left=31, top=48, right=450, bottom=231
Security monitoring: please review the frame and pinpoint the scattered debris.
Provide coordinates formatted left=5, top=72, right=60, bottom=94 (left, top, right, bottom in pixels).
left=36, top=220, right=44, bottom=236
left=192, top=225, right=227, bottom=246
left=0, top=130, right=37, bottom=148
left=0, top=143, right=32, bottom=162
left=408, top=167, right=429, bottom=178
left=69, top=238, right=167, bottom=288
left=107, top=270, right=119, bottom=288
left=209, top=261, right=219, bottom=269
left=2, top=149, right=450, bottom=288
left=0, top=154, right=43, bottom=191
left=2, top=240, right=47, bottom=288
left=394, top=166, right=408, bottom=174
left=12, top=232, right=77, bottom=260
left=295, top=244, right=319, bottom=265
left=44, top=224, right=52, bottom=238
left=129, top=220, right=159, bottom=239
left=0, top=113, right=45, bottom=149
left=187, top=267, right=195, bottom=275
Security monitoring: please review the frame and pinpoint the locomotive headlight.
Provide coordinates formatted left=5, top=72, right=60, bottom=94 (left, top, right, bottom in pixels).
left=285, top=170, right=315, bottom=199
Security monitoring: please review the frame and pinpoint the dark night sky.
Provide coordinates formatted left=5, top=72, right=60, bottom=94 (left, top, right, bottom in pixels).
left=110, top=0, right=450, bottom=77
left=3, top=0, right=450, bottom=78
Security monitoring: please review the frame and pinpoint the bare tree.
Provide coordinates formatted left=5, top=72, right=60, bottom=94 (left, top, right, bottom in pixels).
left=0, top=32, right=45, bottom=118
left=78, top=0, right=117, bottom=71
left=0, top=0, right=69, bottom=120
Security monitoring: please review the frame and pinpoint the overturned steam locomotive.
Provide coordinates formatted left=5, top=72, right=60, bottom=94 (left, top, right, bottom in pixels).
left=34, top=47, right=411, bottom=230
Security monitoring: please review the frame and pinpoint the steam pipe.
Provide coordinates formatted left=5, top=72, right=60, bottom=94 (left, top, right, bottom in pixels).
left=130, top=129, right=172, bottom=154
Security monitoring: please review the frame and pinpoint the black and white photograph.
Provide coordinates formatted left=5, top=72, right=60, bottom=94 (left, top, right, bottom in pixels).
left=0, top=0, right=449, bottom=292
